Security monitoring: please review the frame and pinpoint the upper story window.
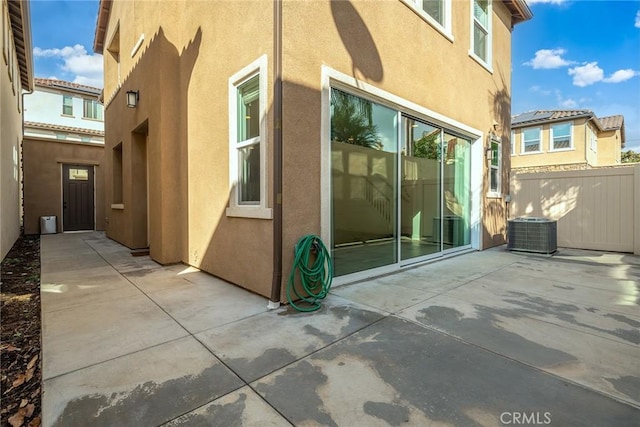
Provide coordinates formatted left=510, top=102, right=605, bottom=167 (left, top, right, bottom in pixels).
left=550, top=122, right=572, bottom=151
left=62, top=95, right=73, bottom=116
left=522, top=127, right=541, bottom=153
left=83, top=99, right=103, bottom=121
left=589, top=126, right=598, bottom=152
left=403, top=0, right=452, bottom=37
left=470, top=0, right=492, bottom=69
left=227, top=55, right=271, bottom=219
left=511, top=130, right=516, bottom=155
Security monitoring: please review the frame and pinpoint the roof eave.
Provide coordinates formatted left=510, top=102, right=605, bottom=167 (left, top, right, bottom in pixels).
left=8, top=0, right=34, bottom=91
left=503, top=0, right=533, bottom=26
left=93, top=0, right=112, bottom=54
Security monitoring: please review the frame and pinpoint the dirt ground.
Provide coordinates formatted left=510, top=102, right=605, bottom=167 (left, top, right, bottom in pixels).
left=1, top=235, right=41, bottom=427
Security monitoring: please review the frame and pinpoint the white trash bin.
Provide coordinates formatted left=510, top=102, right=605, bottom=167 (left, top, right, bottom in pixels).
left=40, top=216, right=57, bottom=234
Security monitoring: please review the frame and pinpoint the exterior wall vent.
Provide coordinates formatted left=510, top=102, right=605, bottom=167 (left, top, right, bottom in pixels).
left=507, top=217, right=557, bottom=254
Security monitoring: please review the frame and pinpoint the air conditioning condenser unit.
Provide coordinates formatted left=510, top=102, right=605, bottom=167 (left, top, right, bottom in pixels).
left=507, top=217, right=557, bottom=254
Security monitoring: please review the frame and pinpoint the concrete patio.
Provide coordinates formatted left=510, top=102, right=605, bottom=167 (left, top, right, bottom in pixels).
left=41, top=232, right=639, bottom=426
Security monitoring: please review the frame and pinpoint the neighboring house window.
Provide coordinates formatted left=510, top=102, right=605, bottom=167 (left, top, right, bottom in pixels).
left=589, top=126, right=598, bottom=152
left=227, top=55, right=271, bottom=219
left=83, top=99, right=103, bottom=120
left=522, top=127, right=541, bottom=153
left=511, top=130, right=516, bottom=155
left=471, top=0, right=491, bottom=67
left=62, top=95, right=73, bottom=115
left=489, top=138, right=501, bottom=194
left=55, top=133, right=67, bottom=140
left=550, top=122, right=572, bottom=150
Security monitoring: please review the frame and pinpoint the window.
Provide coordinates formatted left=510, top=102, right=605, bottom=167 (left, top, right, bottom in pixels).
left=551, top=122, right=572, bottom=150
left=83, top=99, right=103, bottom=120
left=589, top=126, right=598, bottom=152
left=112, top=143, right=123, bottom=205
left=471, top=0, right=492, bottom=68
left=489, top=138, right=501, bottom=194
left=62, top=95, right=73, bottom=115
left=69, top=168, right=89, bottom=181
left=402, top=0, right=452, bottom=36
left=227, top=55, right=271, bottom=219
left=522, top=128, right=541, bottom=153
left=511, top=130, right=516, bottom=155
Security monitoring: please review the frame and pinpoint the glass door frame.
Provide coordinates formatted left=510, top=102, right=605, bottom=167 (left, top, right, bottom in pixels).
left=321, top=70, right=482, bottom=287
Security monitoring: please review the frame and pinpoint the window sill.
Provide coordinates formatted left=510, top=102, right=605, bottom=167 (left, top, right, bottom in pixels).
left=486, top=192, right=502, bottom=199
left=111, top=204, right=124, bottom=210
left=60, top=114, right=75, bottom=118
left=399, top=0, right=454, bottom=42
left=519, top=150, right=544, bottom=156
left=468, top=51, right=493, bottom=74
left=549, top=147, right=575, bottom=153
left=82, top=117, right=104, bottom=122
left=226, top=206, right=273, bottom=219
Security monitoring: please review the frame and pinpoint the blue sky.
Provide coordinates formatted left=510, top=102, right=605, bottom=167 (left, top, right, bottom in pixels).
left=29, top=0, right=640, bottom=151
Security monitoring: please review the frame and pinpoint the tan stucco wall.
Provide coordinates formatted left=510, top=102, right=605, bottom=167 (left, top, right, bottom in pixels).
left=100, top=0, right=517, bottom=297
left=1, top=16, right=23, bottom=259
left=596, top=129, right=622, bottom=166
left=22, top=138, right=105, bottom=235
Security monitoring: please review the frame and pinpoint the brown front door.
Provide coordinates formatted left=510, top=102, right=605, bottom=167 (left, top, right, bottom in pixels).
left=63, top=165, right=95, bottom=231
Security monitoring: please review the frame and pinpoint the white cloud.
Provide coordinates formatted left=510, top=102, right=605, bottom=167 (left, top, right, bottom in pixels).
left=635, top=10, right=640, bottom=28
left=524, top=49, right=574, bottom=69
left=33, top=44, right=103, bottom=88
left=568, top=63, right=639, bottom=87
left=603, top=69, right=639, bottom=83
left=568, top=62, right=604, bottom=87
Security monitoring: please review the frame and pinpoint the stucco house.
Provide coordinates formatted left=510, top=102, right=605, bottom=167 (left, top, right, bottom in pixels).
left=94, top=0, right=532, bottom=304
left=511, top=110, right=626, bottom=172
left=22, top=78, right=105, bottom=235
left=1, top=0, right=32, bottom=260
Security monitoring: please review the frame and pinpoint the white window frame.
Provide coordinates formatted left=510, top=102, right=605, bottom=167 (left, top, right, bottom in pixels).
left=83, top=98, right=103, bottom=121
left=549, top=122, right=573, bottom=152
left=488, top=136, right=501, bottom=196
left=226, top=55, right=271, bottom=219
left=589, top=125, right=598, bottom=152
left=521, top=127, right=542, bottom=154
left=469, top=0, right=492, bottom=73
left=510, top=130, right=516, bottom=155
left=401, top=0, right=453, bottom=40
left=62, top=95, right=73, bottom=116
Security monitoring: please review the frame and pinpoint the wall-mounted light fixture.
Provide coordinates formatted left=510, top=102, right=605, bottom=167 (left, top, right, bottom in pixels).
left=126, top=90, right=139, bottom=108
left=492, top=120, right=500, bottom=132
left=485, top=146, right=494, bottom=161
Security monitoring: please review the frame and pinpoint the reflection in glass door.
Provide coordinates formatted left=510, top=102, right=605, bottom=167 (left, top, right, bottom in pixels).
left=400, top=118, right=442, bottom=260
left=330, top=89, right=472, bottom=277
left=442, top=132, right=471, bottom=249
left=330, top=89, right=398, bottom=276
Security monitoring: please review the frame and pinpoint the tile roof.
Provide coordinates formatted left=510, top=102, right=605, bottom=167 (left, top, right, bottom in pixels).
left=34, top=78, right=102, bottom=96
left=24, top=121, right=104, bottom=137
left=599, top=115, right=624, bottom=130
left=512, top=110, right=594, bottom=126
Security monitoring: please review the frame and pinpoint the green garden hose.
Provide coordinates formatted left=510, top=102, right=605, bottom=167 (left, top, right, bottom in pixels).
left=286, top=235, right=333, bottom=312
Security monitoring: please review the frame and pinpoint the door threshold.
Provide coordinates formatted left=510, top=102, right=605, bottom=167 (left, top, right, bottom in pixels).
left=131, top=248, right=150, bottom=257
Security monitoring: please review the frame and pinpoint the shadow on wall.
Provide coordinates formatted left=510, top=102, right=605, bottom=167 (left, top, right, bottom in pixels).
left=486, top=66, right=511, bottom=246
left=330, top=0, right=384, bottom=83
left=105, top=26, right=201, bottom=259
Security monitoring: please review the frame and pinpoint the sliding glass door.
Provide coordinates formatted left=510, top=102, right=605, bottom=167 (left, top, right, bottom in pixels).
left=330, top=89, right=472, bottom=277
left=330, top=89, right=398, bottom=276
left=400, top=117, right=442, bottom=260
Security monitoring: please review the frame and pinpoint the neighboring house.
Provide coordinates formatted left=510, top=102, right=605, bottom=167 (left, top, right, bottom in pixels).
left=93, top=0, right=531, bottom=302
left=1, top=0, right=33, bottom=260
left=511, top=110, right=626, bottom=172
left=22, top=78, right=106, bottom=235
